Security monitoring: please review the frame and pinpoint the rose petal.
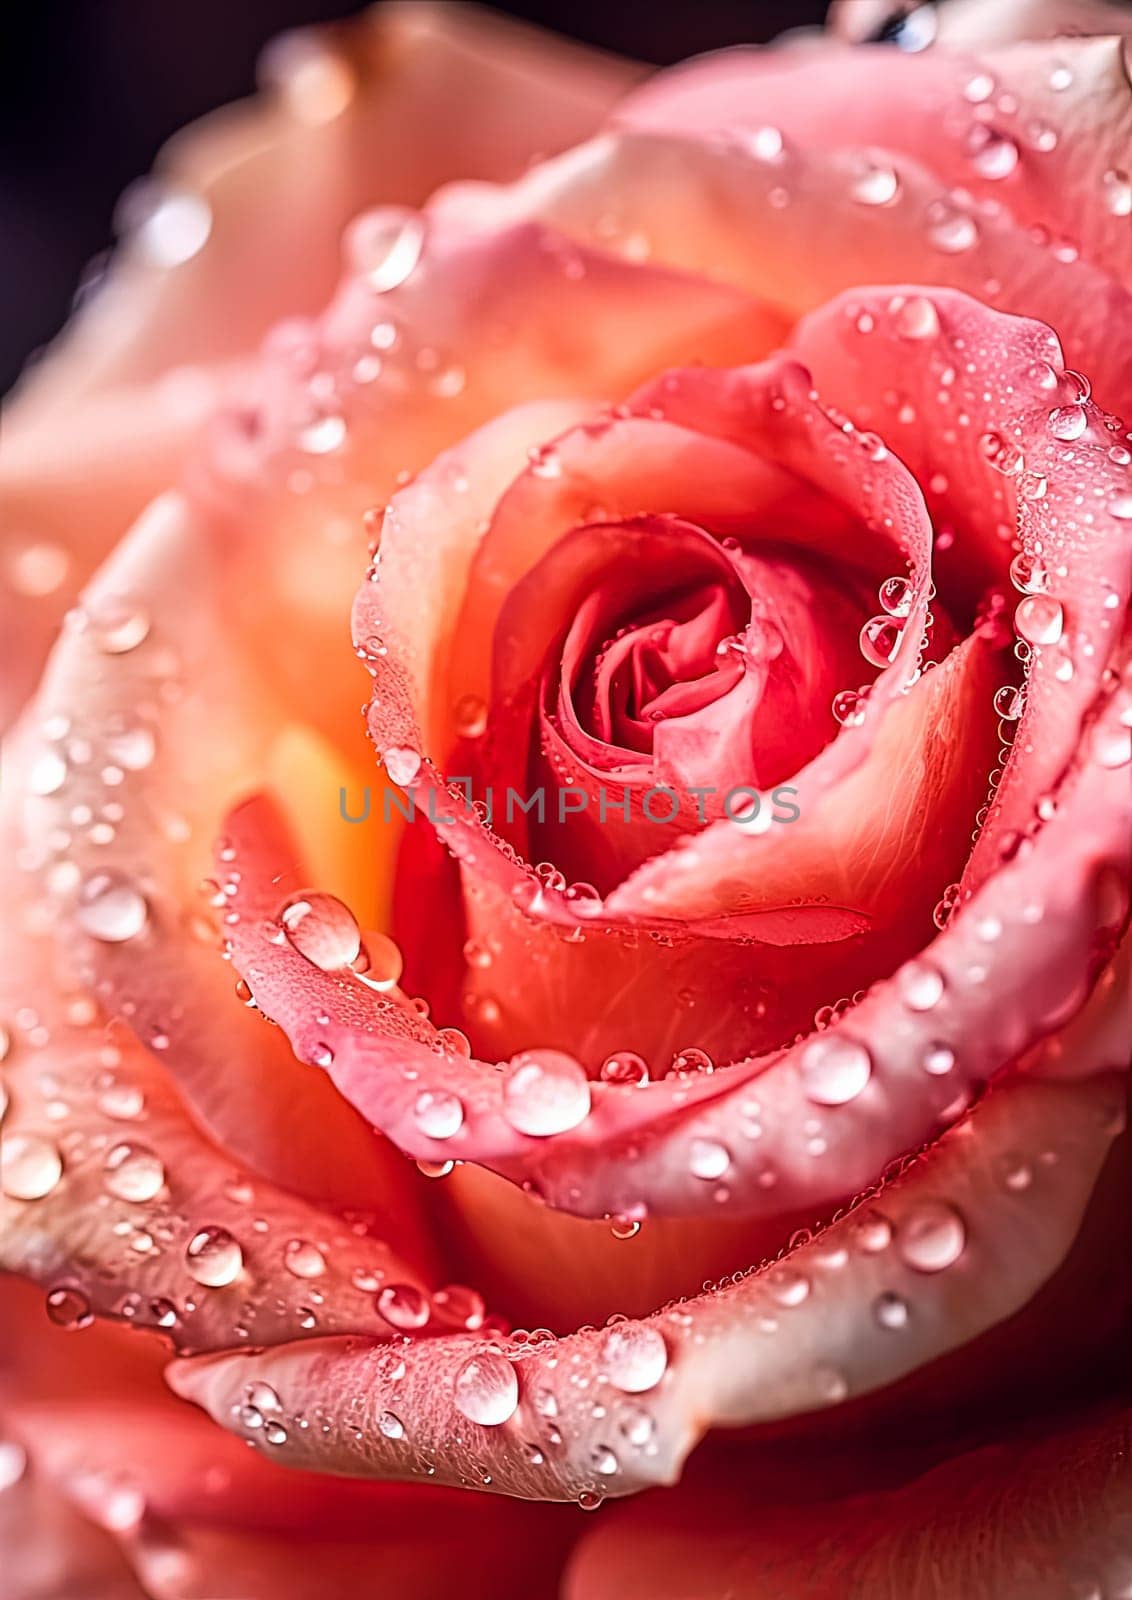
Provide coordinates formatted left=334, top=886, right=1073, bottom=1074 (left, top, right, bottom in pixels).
left=565, top=1401, right=1132, bottom=1598
left=169, top=1074, right=1124, bottom=1500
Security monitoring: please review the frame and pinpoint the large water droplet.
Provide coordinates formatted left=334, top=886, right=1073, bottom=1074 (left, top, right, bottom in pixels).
left=893, top=295, right=939, bottom=340
left=383, top=746, right=421, bottom=786
left=1048, top=404, right=1087, bottom=442
left=859, top=615, right=903, bottom=668
left=851, top=161, right=900, bottom=205
left=1102, top=168, right=1132, bottom=217
left=601, top=1324, right=667, bottom=1393
left=599, top=1051, right=649, bottom=1087
left=878, top=576, right=913, bottom=618
left=431, top=1284, right=485, bottom=1331
left=184, top=1226, right=244, bottom=1287
left=688, top=1136, right=731, bottom=1180
left=104, top=1142, right=165, bottom=1202
left=502, top=1049, right=590, bottom=1136
left=1, top=1133, right=63, bottom=1199
left=800, top=1034, right=872, bottom=1104
left=1015, top=595, right=1063, bottom=646
left=377, top=1282, right=430, bottom=1330
left=899, top=1201, right=966, bottom=1272
left=453, top=1352, right=518, bottom=1426
left=283, top=1238, right=326, bottom=1278
left=927, top=203, right=978, bottom=254
left=414, top=1089, right=465, bottom=1139
left=92, top=601, right=150, bottom=655
left=898, top=960, right=945, bottom=1012
left=967, top=126, right=1019, bottom=179
left=77, top=873, right=149, bottom=943
left=280, top=893, right=360, bottom=970
left=46, top=1285, right=93, bottom=1330
left=1009, top=553, right=1049, bottom=595
left=348, top=208, right=425, bottom=291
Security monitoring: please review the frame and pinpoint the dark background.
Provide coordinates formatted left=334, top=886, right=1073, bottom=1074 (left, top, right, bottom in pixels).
left=0, top=1, right=833, bottom=395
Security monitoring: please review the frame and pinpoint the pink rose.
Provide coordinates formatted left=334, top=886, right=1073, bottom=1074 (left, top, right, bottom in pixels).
left=2, top=4, right=1129, bottom=1596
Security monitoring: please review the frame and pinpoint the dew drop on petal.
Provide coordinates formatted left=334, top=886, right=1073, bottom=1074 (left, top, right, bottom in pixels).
left=92, top=601, right=150, bottom=655
left=874, top=1291, right=909, bottom=1329
left=859, top=615, right=903, bottom=668
left=502, top=1049, right=590, bottom=1137
left=993, top=685, right=1025, bottom=721
left=283, top=1238, right=326, bottom=1278
left=1102, top=168, right=1132, bottom=217
left=1, top=1133, right=63, bottom=1199
left=893, top=296, right=939, bottom=340
left=899, top=1201, right=966, bottom=1272
left=878, top=576, right=913, bottom=617
left=103, top=1142, right=165, bottom=1202
left=800, top=1034, right=872, bottom=1105
left=378, top=1410, right=405, bottom=1440
left=766, top=1266, right=811, bottom=1307
left=1092, top=722, right=1132, bottom=770
left=1048, top=404, right=1087, bottom=442
left=414, top=1089, right=464, bottom=1140
left=927, top=204, right=978, bottom=254
left=898, top=960, right=945, bottom=1012
left=453, top=694, right=488, bottom=739
left=968, top=127, right=1018, bottom=179
left=431, top=1284, right=485, bottom=1331
left=852, top=161, right=900, bottom=205
left=689, top=1136, right=731, bottom=1180
left=589, top=1444, right=620, bottom=1476
left=376, top=1282, right=430, bottom=1330
left=348, top=208, right=425, bottom=292
left=923, top=1042, right=956, bottom=1076
left=1106, top=491, right=1132, bottom=522
left=601, top=1324, right=667, bottom=1393
left=77, top=873, right=149, bottom=943
left=1015, top=595, right=1063, bottom=646
left=1009, top=553, right=1049, bottom=595
left=453, top=1352, right=519, bottom=1426
left=832, top=688, right=867, bottom=727
left=383, top=746, right=421, bottom=786
left=599, top=1051, right=649, bottom=1087
left=281, top=893, right=361, bottom=970
left=46, top=1285, right=93, bottom=1330
left=184, top=1226, right=243, bottom=1287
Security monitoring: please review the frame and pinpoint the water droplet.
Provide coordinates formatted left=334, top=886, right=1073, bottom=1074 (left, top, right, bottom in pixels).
left=453, top=694, right=488, bottom=739
left=689, top=1136, right=731, bottom=1180
left=27, top=749, right=67, bottom=796
left=358, top=931, right=403, bottom=990
left=298, top=413, right=346, bottom=454
left=247, top=1381, right=281, bottom=1413
left=800, top=1034, right=872, bottom=1104
left=832, top=688, right=868, bottom=727
left=599, top=1052, right=649, bottom=1087
left=1102, top=168, right=1132, bottom=217
left=378, top=1410, right=405, bottom=1440
left=962, top=72, right=995, bottom=104
left=618, top=1404, right=656, bottom=1447
left=600, top=1324, right=667, bottom=1393
left=103, top=1142, right=165, bottom=1202
left=105, top=721, right=156, bottom=771
left=589, top=1444, right=619, bottom=1476
left=453, top=1352, right=518, bottom=1426
left=281, top=893, right=360, bottom=971
left=750, top=125, right=784, bottom=161
left=383, top=746, right=421, bottom=786
left=923, top=1041, right=956, bottom=1076
left=1048, top=63, right=1073, bottom=91
left=92, top=601, right=150, bottom=655
left=967, top=126, right=1018, bottom=179
left=348, top=208, right=425, bottom=291
left=46, top=1285, right=93, bottom=1330
left=899, top=1201, right=966, bottom=1271
left=898, top=960, right=945, bottom=1012
left=1092, top=721, right=1132, bottom=770
left=414, top=1089, right=464, bottom=1140
left=993, top=685, right=1025, bottom=721
left=852, top=161, right=900, bottom=205
left=99, top=1083, right=145, bottom=1120
left=1048, top=404, right=1087, bottom=442
left=1009, top=553, right=1049, bottom=595
left=933, top=882, right=961, bottom=930
left=859, top=615, right=903, bottom=668
left=979, top=431, right=1024, bottom=476
left=377, top=1282, right=430, bottom=1330
left=878, top=576, right=913, bottom=617
left=1106, top=490, right=1132, bottom=521
left=124, top=184, right=212, bottom=266
left=184, top=1226, right=243, bottom=1287
left=766, top=1266, right=810, bottom=1307
left=1015, top=595, right=1063, bottom=646
left=874, top=1291, right=909, bottom=1329
left=502, top=1049, right=590, bottom=1136
left=577, top=1490, right=604, bottom=1511
left=1, top=1133, right=63, bottom=1198
left=76, top=873, right=148, bottom=943
left=431, top=1284, right=485, bottom=1331
left=283, top=1238, right=326, bottom=1278
left=927, top=203, right=978, bottom=254
left=893, top=295, right=939, bottom=340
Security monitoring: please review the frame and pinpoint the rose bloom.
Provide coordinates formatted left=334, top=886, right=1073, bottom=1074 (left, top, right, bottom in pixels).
left=2, top=1, right=1131, bottom=1595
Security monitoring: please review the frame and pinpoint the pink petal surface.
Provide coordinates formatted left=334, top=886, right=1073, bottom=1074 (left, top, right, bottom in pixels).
left=169, top=1074, right=1123, bottom=1501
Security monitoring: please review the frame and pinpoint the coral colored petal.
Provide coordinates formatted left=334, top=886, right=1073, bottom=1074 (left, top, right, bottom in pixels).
left=169, top=1075, right=1123, bottom=1501
left=564, top=1403, right=1132, bottom=1599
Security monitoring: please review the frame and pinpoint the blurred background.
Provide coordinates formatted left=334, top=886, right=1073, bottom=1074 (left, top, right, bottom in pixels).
left=0, top=0, right=833, bottom=394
